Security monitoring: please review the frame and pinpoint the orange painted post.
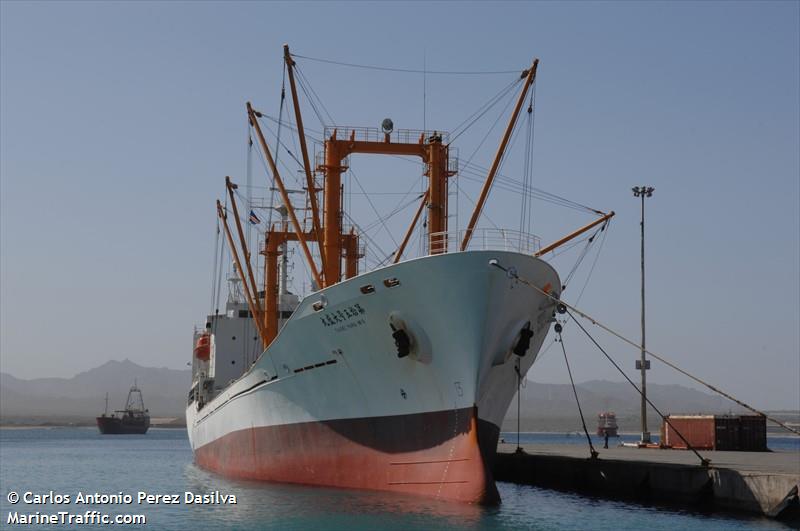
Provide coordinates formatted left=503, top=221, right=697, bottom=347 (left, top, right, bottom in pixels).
left=344, top=230, right=359, bottom=279
left=322, top=134, right=343, bottom=285
left=264, top=231, right=281, bottom=345
left=427, top=138, right=448, bottom=254
left=461, top=59, right=539, bottom=251
left=534, top=211, right=615, bottom=257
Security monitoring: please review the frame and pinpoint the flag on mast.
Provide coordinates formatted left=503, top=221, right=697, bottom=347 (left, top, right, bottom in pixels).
left=248, top=210, right=260, bottom=225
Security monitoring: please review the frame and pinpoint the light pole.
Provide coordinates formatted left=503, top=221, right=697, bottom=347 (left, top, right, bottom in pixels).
left=632, top=185, right=654, bottom=444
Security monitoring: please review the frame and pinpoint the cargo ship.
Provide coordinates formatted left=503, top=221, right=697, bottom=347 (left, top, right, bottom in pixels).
left=597, top=412, right=619, bottom=437
left=97, top=384, right=150, bottom=435
left=187, top=46, right=614, bottom=504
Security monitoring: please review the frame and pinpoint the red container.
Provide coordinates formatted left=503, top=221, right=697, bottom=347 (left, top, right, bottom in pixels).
left=663, top=415, right=716, bottom=450
left=662, top=414, right=767, bottom=451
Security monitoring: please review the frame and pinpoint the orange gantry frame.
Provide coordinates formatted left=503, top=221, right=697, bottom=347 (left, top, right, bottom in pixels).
left=260, top=227, right=362, bottom=345
left=242, top=48, right=544, bottom=348
left=319, top=129, right=453, bottom=284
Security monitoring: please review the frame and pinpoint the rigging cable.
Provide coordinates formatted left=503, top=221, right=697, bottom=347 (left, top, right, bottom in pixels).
left=530, top=222, right=611, bottom=364
left=361, top=178, right=422, bottom=232
left=515, top=358, right=522, bottom=453
left=453, top=81, right=526, bottom=236
left=566, top=309, right=708, bottom=466
left=266, top=65, right=288, bottom=231
left=210, top=218, right=220, bottom=316
left=557, top=328, right=599, bottom=458
left=294, top=63, right=335, bottom=126
left=291, top=52, right=522, bottom=75
left=258, top=118, right=306, bottom=183
left=342, top=212, right=390, bottom=268
left=562, top=224, right=606, bottom=287
left=449, top=77, right=522, bottom=144
left=348, top=168, right=400, bottom=250
left=488, top=260, right=800, bottom=437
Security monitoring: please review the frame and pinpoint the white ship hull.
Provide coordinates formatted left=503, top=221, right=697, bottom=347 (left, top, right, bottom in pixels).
left=186, top=250, right=560, bottom=503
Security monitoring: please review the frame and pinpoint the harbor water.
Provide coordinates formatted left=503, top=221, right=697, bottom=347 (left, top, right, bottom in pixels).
left=0, top=427, right=795, bottom=530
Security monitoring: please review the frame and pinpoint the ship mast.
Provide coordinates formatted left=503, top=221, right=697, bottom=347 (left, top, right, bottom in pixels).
left=248, top=102, right=324, bottom=289
left=225, top=49, right=610, bottom=348
left=461, top=58, right=539, bottom=251
left=284, top=44, right=327, bottom=278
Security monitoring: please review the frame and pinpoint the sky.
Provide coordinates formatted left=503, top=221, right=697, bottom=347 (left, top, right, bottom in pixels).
left=1, top=1, right=798, bottom=410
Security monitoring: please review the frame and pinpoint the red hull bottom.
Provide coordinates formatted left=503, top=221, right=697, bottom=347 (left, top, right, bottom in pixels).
left=194, top=406, right=500, bottom=504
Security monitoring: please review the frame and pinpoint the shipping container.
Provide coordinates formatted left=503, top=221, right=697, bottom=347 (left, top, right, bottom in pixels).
left=662, top=414, right=767, bottom=451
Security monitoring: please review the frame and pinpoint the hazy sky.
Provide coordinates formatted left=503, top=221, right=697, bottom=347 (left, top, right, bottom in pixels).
left=2, top=2, right=798, bottom=410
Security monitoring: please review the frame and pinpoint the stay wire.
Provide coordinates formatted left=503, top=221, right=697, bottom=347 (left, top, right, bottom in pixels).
left=455, top=79, right=521, bottom=175
left=210, top=218, right=221, bottom=315
left=454, top=84, right=524, bottom=238
left=492, top=259, right=800, bottom=437
left=519, top=89, right=533, bottom=237
left=526, top=83, right=537, bottom=234
left=257, top=117, right=305, bottom=180
left=557, top=331, right=598, bottom=458
left=532, top=221, right=612, bottom=364
left=377, top=151, right=600, bottom=216
left=291, top=53, right=522, bottom=75
left=267, top=65, right=288, bottom=230
left=515, top=358, right=522, bottom=452
left=363, top=191, right=423, bottom=233
left=342, top=212, right=389, bottom=267
left=349, top=168, right=400, bottom=249
left=449, top=77, right=522, bottom=144
left=563, top=224, right=605, bottom=286
left=294, top=64, right=335, bottom=125
left=571, top=221, right=610, bottom=303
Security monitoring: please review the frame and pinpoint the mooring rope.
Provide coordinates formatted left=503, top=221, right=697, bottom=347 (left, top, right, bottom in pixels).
left=557, top=329, right=598, bottom=459
left=565, top=309, right=709, bottom=466
left=515, top=359, right=523, bottom=453
left=488, top=260, right=800, bottom=438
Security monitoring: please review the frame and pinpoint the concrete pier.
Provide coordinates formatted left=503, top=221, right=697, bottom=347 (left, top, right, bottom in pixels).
left=494, top=443, right=800, bottom=519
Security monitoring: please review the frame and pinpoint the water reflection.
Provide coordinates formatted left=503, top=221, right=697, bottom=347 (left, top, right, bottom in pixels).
left=0, top=428, right=791, bottom=530
left=183, top=461, right=491, bottom=530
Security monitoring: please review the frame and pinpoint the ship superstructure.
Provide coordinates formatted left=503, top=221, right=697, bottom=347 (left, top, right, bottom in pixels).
left=187, top=46, right=614, bottom=504
left=97, top=383, right=150, bottom=435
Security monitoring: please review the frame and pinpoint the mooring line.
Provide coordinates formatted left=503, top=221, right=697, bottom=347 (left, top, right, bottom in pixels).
left=557, top=330, right=598, bottom=459
left=488, top=260, right=800, bottom=437
left=566, top=310, right=710, bottom=467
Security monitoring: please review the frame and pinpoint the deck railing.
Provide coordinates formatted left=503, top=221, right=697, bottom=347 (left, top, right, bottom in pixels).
left=429, top=228, right=541, bottom=255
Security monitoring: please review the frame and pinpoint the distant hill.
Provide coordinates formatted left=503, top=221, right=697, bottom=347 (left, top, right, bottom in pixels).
left=503, top=379, right=747, bottom=432
left=0, top=361, right=755, bottom=432
left=0, top=359, right=190, bottom=421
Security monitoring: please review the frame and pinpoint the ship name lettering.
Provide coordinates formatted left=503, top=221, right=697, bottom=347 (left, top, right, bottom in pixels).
left=319, top=305, right=368, bottom=327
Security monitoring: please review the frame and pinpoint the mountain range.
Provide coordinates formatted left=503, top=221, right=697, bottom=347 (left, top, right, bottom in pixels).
left=0, top=359, right=750, bottom=429
left=0, top=359, right=190, bottom=421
